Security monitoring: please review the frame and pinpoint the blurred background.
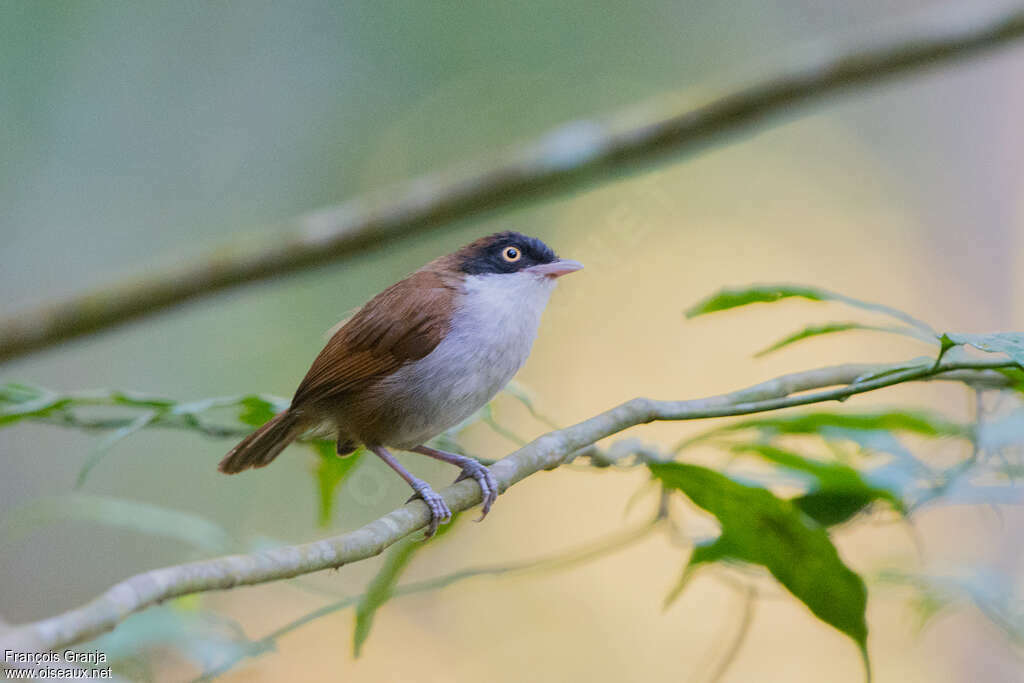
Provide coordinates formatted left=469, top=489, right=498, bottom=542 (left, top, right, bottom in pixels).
left=2, top=1, right=1023, bottom=681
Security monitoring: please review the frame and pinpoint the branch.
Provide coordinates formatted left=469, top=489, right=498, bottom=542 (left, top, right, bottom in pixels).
left=0, top=356, right=1014, bottom=655
left=707, top=583, right=758, bottom=683
left=196, top=519, right=658, bottom=681
left=3, top=8, right=1024, bottom=363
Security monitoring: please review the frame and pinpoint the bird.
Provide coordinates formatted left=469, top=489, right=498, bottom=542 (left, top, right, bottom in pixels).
left=218, top=231, right=583, bottom=535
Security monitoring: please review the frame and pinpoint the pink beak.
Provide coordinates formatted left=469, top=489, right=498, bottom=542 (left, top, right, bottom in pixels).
left=525, top=258, right=584, bottom=278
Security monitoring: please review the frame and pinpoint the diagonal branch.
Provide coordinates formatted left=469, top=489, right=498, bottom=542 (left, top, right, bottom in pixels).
left=3, top=7, right=1024, bottom=363
left=0, top=356, right=1015, bottom=656
left=195, top=519, right=659, bottom=681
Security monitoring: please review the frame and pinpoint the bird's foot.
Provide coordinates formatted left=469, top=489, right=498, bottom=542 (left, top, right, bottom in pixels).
left=409, top=445, right=500, bottom=521
left=453, top=459, right=499, bottom=520
left=408, top=480, right=452, bottom=538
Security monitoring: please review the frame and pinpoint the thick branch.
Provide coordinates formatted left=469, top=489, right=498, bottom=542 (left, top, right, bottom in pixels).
left=3, top=8, right=1024, bottom=363
left=0, top=357, right=1013, bottom=655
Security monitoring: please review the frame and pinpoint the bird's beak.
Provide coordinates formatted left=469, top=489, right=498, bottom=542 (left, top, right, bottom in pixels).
left=525, top=258, right=584, bottom=278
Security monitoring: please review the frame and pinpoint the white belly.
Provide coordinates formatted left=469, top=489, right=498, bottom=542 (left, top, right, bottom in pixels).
left=371, top=272, right=556, bottom=448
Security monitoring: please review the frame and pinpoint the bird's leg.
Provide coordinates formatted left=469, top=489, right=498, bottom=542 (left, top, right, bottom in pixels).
left=369, top=445, right=451, bottom=537
left=410, top=445, right=499, bottom=520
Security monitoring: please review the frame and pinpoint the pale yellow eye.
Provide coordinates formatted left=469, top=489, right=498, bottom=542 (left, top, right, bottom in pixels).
left=502, top=246, right=521, bottom=262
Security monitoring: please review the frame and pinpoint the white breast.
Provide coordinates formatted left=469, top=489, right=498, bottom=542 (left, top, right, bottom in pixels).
left=378, top=271, right=557, bottom=448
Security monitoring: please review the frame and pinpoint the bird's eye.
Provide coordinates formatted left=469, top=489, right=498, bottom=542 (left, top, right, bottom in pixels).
left=501, top=246, right=521, bottom=262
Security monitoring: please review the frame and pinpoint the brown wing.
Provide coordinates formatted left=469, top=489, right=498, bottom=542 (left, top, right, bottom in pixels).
left=290, top=270, right=456, bottom=409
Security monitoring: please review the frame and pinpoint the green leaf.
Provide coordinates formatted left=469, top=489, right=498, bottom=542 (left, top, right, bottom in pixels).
left=0, top=383, right=51, bottom=415
left=676, top=410, right=965, bottom=453
left=943, top=332, right=1024, bottom=368
left=0, top=382, right=43, bottom=404
left=993, top=367, right=1024, bottom=393
left=86, top=606, right=250, bottom=673
left=685, top=283, right=934, bottom=334
left=169, top=393, right=287, bottom=421
left=826, top=429, right=930, bottom=498
left=353, top=515, right=460, bottom=657
left=238, top=395, right=280, bottom=427
left=649, top=462, right=869, bottom=658
left=754, top=322, right=931, bottom=357
left=731, top=443, right=903, bottom=525
left=731, top=442, right=876, bottom=488
left=0, top=387, right=70, bottom=426
left=2, top=494, right=233, bottom=552
left=686, top=284, right=831, bottom=316
left=792, top=492, right=881, bottom=527
left=352, top=541, right=417, bottom=658
left=0, top=385, right=293, bottom=440
left=723, top=410, right=964, bottom=438
left=312, top=441, right=363, bottom=527
left=108, top=390, right=177, bottom=409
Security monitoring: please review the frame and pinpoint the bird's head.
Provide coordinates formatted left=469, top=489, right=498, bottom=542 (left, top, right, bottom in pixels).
left=452, top=232, right=583, bottom=279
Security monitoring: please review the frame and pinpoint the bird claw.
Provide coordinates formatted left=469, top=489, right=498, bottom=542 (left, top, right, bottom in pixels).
left=407, top=482, right=452, bottom=538
left=453, top=460, right=499, bottom=521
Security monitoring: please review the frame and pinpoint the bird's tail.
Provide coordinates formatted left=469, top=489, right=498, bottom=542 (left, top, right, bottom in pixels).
left=218, top=410, right=304, bottom=474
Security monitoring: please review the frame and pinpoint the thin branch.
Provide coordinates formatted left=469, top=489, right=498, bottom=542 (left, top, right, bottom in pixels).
left=707, top=583, right=758, bottom=683
left=35, top=412, right=250, bottom=439
left=196, top=519, right=658, bottom=681
left=0, top=356, right=1014, bottom=655
left=3, top=8, right=1024, bottom=363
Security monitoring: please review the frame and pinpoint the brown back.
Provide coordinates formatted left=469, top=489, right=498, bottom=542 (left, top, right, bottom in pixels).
left=290, top=268, right=458, bottom=409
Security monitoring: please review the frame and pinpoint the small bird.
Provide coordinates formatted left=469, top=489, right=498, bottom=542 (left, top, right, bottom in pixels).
left=219, top=232, right=582, bottom=535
